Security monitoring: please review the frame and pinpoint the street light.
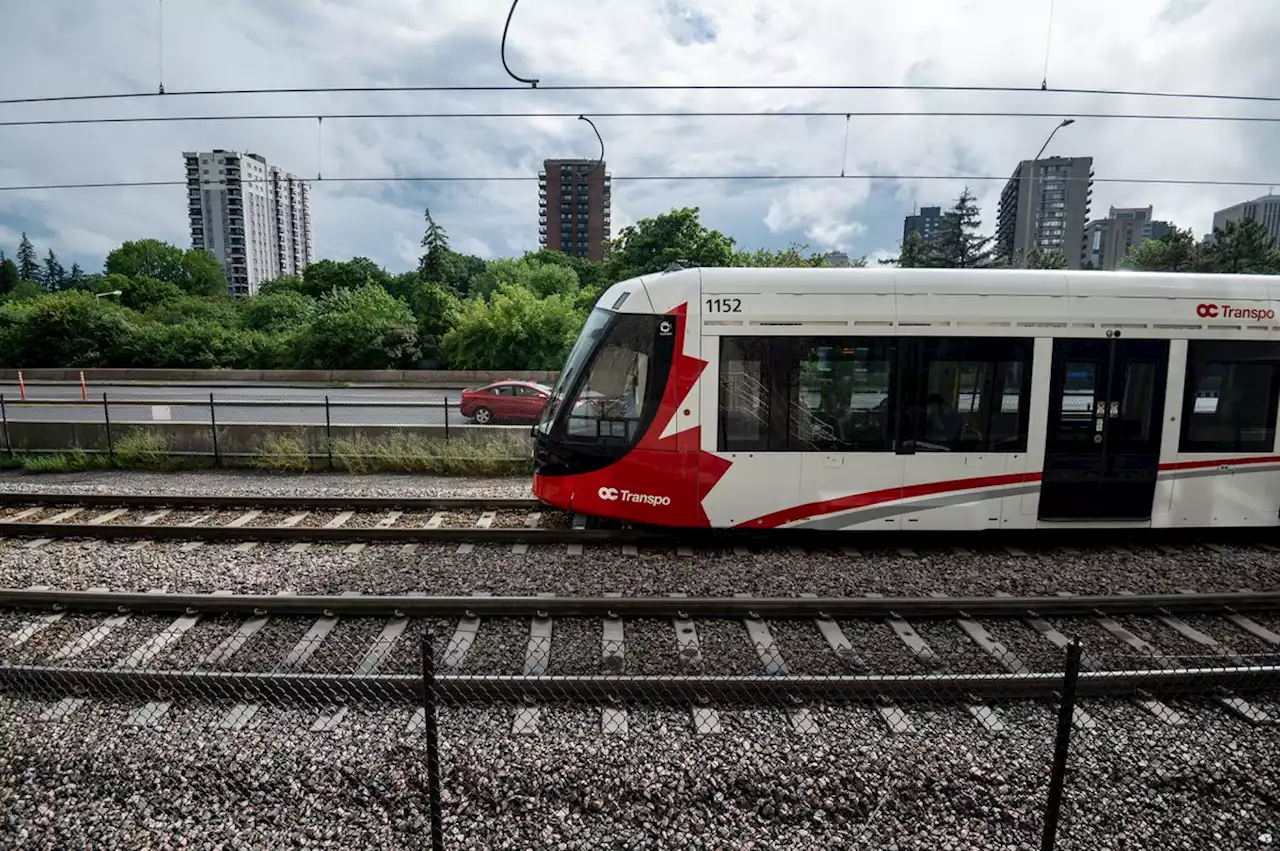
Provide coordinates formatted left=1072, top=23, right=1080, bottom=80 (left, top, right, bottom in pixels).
left=94, top=290, right=123, bottom=300
left=1022, top=118, right=1076, bottom=268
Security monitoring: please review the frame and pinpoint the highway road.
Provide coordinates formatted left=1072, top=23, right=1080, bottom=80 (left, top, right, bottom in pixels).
left=0, top=383, right=494, bottom=427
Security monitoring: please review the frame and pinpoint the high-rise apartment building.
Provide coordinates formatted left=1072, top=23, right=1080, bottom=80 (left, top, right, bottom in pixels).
left=538, top=159, right=611, bottom=261
left=1211, top=194, right=1280, bottom=245
left=902, top=205, right=942, bottom=245
left=1083, top=206, right=1173, bottom=270
left=995, top=156, right=1094, bottom=269
left=184, top=150, right=313, bottom=296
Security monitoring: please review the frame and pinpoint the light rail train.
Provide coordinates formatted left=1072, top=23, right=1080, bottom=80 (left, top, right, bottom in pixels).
left=531, top=266, right=1280, bottom=531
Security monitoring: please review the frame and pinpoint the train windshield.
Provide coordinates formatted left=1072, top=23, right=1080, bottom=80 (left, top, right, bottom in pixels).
left=536, top=307, right=615, bottom=435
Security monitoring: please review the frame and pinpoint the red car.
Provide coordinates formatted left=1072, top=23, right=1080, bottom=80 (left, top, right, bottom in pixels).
left=459, top=381, right=552, bottom=424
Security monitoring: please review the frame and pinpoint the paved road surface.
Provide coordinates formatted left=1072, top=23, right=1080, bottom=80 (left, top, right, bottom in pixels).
left=0, top=383, right=494, bottom=427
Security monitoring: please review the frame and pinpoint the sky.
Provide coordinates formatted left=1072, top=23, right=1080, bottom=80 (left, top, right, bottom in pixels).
left=1, top=0, right=1278, bottom=275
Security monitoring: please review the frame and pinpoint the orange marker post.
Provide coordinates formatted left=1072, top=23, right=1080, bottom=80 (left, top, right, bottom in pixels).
left=80, top=371, right=88, bottom=401
left=17, top=371, right=25, bottom=401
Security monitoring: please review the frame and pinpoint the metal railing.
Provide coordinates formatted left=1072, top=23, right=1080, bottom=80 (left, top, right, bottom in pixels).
left=0, top=392, right=531, bottom=466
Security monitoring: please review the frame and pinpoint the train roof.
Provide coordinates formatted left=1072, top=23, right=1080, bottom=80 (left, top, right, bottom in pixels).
left=684, top=266, right=1280, bottom=299
left=596, top=267, right=1280, bottom=333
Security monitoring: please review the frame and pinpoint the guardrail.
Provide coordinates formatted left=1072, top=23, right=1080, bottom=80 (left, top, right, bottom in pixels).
left=0, top=392, right=533, bottom=468
left=0, top=367, right=561, bottom=386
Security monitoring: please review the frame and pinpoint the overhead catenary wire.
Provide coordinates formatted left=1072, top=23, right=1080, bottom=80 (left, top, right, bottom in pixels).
left=500, top=0, right=538, bottom=88
left=5, top=82, right=1280, bottom=107
left=4, top=172, right=1278, bottom=194
left=5, top=109, right=1280, bottom=128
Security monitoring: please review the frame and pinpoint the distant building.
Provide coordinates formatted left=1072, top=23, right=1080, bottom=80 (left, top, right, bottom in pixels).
left=902, top=206, right=942, bottom=245
left=1083, top=206, right=1173, bottom=270
left=183, top=150, right=312, bottom=296
left=824, top=251, right=851, bottom=267
left=538, top=159, right=612, bottom=261
left=995, top=156, right=1094, bottom=269
left=1211, top=194, right=1280, bottom=245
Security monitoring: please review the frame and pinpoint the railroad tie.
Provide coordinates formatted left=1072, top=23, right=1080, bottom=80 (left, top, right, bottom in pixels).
left=669, top=592, right=720, bottom=735
left=512, top=592, right=555, bottom=735
left=735, top=593, right=815, bottom=734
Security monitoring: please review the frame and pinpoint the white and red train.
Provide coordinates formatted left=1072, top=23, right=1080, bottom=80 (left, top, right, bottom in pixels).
left=532, top=266, right=1280, bottom=531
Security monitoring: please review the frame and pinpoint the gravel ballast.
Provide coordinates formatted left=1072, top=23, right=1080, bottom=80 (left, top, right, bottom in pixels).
left=1, top=698, right=1277, bottom=850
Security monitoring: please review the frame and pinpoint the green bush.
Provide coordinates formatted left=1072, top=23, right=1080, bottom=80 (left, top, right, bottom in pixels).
left=251, top=432, right=314, bottom=473
left=17, top=451, right=113, bottom=474
left=331, top=434, right=531, bottom=476
left=113, top=430, right=181, bottom=470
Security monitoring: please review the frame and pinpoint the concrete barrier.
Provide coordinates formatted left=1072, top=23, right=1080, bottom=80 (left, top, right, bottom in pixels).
left=2, top=420, right=533, bottom=466
left=0, top=368, right=561, bottom=387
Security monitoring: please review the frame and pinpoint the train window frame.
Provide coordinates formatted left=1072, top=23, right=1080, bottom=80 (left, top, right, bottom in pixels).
left=905, top=337, right=1033, bottom=453
left=785, top=337, right=899, bottom=453
left=1179, top=340, right=1280, bottom=454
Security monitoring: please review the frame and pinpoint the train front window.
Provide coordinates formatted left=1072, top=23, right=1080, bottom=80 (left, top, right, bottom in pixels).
left=537, top=307, right=614, bottom=435
left=563, top=313, right=658, bottom=442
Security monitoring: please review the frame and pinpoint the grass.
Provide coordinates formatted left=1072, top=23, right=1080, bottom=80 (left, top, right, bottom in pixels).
left=0, top=429, right=532, bottom=477
left=331, top=434, right=532, bottom=476
left=250, top=431, right=314, bottom=473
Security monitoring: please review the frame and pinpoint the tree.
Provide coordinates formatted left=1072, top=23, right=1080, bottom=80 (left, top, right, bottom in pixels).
left=294, top=285, right=419, bottom=369
left=0, top=257, right=18, bottom=295
left=144, top=294, right=240, bottom=328
left=932, top=188, right=993, bottom=268
left=442, top=285, right=585, bottom=370
left=608, top=207, right=737, bottom=281
left=468, top=258, right=580, bottom=300
left=104, top=239, right=227, bottom=296
left=419, top=209, right=451, bottom=284
left=1025, top=248, right=1068, bottom=270
left=239, top=290, right=316, bottom=334
left=68, top=263, right=85, bottom=287
left=878, top=231, right=932, bottom=268
left=1123, top=227, right=1202, bottom=273
left=300, top=257, right=388, bottom=298
left=16, top=233, right=39, bottom=282
left=117, top=275, right=181, bottom=311
left=42, top=249, right=65, bottom=291
left=8, top=291, right=135, bottom=366
left=1202, top=219, right=1280, bottom=275
left=732, top=243, right=836, bottom=267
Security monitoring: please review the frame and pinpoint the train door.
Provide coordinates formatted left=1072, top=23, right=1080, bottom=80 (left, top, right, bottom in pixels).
left=1039, top=338, right=1169, bottom=520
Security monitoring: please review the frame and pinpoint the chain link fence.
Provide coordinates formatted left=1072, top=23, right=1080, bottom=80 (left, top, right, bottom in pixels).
left=3, top=615, right=1277, bottom=848
left=0, top=391, right=533, bottom=471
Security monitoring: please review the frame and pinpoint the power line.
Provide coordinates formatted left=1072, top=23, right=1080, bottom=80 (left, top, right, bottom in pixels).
left=4, top=82, right=1280, bottom=108
left=3, top=172, right=1277, bottom=194
left=4, top=109, right=1280, bottom=129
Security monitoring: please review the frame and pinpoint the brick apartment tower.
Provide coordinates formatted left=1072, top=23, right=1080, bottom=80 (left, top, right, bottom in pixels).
left=538, top=159, right=611, bottom=261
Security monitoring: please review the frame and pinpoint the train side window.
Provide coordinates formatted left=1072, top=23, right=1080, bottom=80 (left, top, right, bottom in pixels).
left=1180, top=341, right=1280, bottom=453
left=787, top=337, right=897, bottom=452
left=719, top=337, right=775, bottom=452
left=908, top=338, right=1032, bottom=452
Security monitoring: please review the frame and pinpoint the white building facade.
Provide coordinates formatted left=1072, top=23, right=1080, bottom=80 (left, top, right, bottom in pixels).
left=1211, top=194, right=1280, bottom=246
left=184, top=150, right=314, bottom=296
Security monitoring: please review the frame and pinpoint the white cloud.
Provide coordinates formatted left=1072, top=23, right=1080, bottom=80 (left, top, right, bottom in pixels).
left=0, top=0, right=1277, bottom=273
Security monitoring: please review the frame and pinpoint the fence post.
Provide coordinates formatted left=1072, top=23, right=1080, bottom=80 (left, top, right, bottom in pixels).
left=0, top=394, right=11, bottom=458
left=421, top=628, right=445, bottom=851
left=102, top=392, right=115, bottom=463
left=443, top=396, right=450, bottom=442
left=325, top=395, right=333, bottom=470
left=1040, top=638, right=1082, bottom=851
left=209, top=393, right=220, bottom=467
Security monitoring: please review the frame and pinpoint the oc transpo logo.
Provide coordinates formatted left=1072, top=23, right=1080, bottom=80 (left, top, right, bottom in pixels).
left=1197, top=303, right=1276, bottom=321
left=597, top=486, right=671, bottom=506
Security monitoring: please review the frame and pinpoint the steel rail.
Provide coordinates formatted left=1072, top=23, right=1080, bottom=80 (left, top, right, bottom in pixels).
left=0, top=493, right=543, bottom=511
left=2, top=588, right=1277, bottom=618
left=2, top=663, right=1277, bottom=703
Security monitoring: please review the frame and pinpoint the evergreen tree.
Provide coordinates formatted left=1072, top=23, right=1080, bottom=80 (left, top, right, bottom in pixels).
left=1123, top=227, right=1202, bottom=272
left=16, top=233, right=39, bottom=281
left=418, top=208, right=451, bottom=283
left=879, top=231, right=933, bottom=267
left=0, top=257, right=18, bottom=294
left=68, top=263, right=85, bottom=286
left=42, top=249, right=65, bottom=291
left=932, top=188, right=993, bottom=268
left=1025, top=247, right=1068, bottom=269
left=1203, top=219, right=1280, bottom=274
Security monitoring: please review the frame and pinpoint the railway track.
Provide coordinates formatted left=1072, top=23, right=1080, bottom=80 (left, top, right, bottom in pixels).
left=4, top=589, right=1278, bottom=734
left=4, top=491, right=1280, bottom=550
